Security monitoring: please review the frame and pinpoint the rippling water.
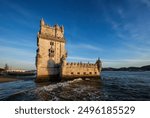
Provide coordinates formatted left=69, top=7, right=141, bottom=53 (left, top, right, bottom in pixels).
left=0, top=71, right=150, bottom=101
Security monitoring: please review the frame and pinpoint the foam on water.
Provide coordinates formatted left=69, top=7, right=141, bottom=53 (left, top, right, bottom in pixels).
left=35, top=78, right=83, bottom=92
left=34, top=78, right=84, bottom=100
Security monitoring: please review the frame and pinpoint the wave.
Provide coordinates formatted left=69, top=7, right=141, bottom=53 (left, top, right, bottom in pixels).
left=34, top=78, right=83, bottom=100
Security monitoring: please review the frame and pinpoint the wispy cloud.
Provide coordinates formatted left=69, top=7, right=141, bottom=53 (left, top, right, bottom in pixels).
left=0, top=38, right=35, bottom=49
left=79, top=44, right=103, bottom=51
left=67, top=56, right=97, bottom=62
left=0, top=0, right=38, bottom=29
left=103, top=58, right=150, bottom=68
left=117, top=7, right=126, bottom=19
left=104, top=0, right=150, bottom=63
left=0, top=45, right=35, bottom=57
left=140, top=0, right=150, bottom=7
left=0, top=57, right=35, bottom=70
left=67, top=43, right=103, bottom=51
left=67, top=55, right=150, bottom=68
left=3, top=0, right=36, bottom=19
left=0, top=45, right=35, bottom=69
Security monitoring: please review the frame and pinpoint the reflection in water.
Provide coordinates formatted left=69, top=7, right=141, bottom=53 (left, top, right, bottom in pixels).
left=0, top=71, right=150, bottom=101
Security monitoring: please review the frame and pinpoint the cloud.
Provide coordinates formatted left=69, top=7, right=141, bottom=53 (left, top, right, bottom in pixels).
left=67, top=43, right=103, bottom=51
left=67, top=55, right=150, bottom=68
left=124, top=43, right=150, bottom=54
left=117, top=7, right=126, bottom=19
left=0, top=0, right=38, bottom=29
left=67, top=56, right=97, bottom=62
left=103, top=0, right=150, bottom=62
left=140, top=0, right=150, bottom=7
left=102, top=58, right=150, bottom=67
left=0, top=58, right=35, bottom=70
left=3, top=0, right=35, bottom=19
left=0, top=38, right=35, bottom=49
left=0, top=45, right=35, bottom=69
left=0, top=45, right=35, bottom=58
left=79, top=44, right=103, bottom=51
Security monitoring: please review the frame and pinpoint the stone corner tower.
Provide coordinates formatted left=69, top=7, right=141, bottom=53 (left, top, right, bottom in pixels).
left=36, top=18, right=67, bottom=82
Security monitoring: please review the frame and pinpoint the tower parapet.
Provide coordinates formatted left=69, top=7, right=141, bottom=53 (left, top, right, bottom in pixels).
left=38, top=19, right=65, bottom=41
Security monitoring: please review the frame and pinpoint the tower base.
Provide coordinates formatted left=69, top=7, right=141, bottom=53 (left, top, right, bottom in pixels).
left=36, top=75, right=61, bottom=82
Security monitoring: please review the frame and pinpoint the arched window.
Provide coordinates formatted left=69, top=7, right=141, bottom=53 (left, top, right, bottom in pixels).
left=48, top=48, right=54, bottom=57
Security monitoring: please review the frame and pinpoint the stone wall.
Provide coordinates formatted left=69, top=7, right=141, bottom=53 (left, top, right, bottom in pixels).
left=36, top=19, right=67, bottom=81
left=61, top=61, right=101, bottom=79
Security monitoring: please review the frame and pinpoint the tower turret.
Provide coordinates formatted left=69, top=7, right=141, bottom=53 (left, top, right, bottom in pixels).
left=40, top=18, right=45, bottom=26
left=96, top=57, right=102, bottom=72
left=61, top=25, right=64, bottom=33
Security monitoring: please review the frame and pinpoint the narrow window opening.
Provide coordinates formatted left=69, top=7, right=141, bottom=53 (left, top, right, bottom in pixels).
left=50, top=42, right=54, bottom=45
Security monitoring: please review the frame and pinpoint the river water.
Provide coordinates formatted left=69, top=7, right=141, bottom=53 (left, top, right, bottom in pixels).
left=0, top=71, right=150, bottom=101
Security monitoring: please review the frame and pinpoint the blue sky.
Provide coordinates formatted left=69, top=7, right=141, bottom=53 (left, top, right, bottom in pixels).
left=0, top=0, right=150, bottom=69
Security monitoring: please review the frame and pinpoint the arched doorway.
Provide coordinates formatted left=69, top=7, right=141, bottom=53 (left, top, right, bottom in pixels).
left=47, top=59, right=60, bottom=76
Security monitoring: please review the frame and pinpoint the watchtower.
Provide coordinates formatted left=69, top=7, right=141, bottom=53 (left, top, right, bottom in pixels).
left=36, top=19, right=67, bottom=81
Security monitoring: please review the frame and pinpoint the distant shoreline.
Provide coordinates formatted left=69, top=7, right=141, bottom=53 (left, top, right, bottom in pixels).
left=0, top=76, right=18, bottom=83
left=102, top=65, right=150, bottom=71
left=0, top=75, right=35, bottom=83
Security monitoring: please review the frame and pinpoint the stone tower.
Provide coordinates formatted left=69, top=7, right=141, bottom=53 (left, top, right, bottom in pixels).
left=36, top=19, right=67, bottom=81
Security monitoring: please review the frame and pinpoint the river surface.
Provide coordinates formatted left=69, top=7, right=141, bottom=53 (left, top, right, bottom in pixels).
left=0, top=71, right=150, bottom=101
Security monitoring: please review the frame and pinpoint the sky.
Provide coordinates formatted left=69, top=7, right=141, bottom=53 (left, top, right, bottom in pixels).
left=0, top=0, right=150, bottom=70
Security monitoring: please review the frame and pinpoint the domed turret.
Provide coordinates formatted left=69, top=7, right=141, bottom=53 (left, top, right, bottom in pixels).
left=96, top=57, right=102, bottom=72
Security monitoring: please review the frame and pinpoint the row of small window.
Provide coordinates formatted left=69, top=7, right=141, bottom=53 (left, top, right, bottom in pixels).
left=71, top=72, right=97, bottom=75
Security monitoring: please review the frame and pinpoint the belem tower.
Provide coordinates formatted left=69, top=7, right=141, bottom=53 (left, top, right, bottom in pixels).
left=36, top=19, right=102, bottom=82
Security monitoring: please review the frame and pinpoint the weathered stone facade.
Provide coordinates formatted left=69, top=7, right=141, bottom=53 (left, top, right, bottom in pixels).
left=36, top=19, right=102, bottom=82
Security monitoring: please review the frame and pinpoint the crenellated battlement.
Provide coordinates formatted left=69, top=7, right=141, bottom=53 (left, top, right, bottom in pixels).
left=39, top=18, right=64, bottom=40
left=64, top=62, right=97, bottom=68
left=61, top=58, right=101, bottom=79
left=41, top=24, right=64, bottom=33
